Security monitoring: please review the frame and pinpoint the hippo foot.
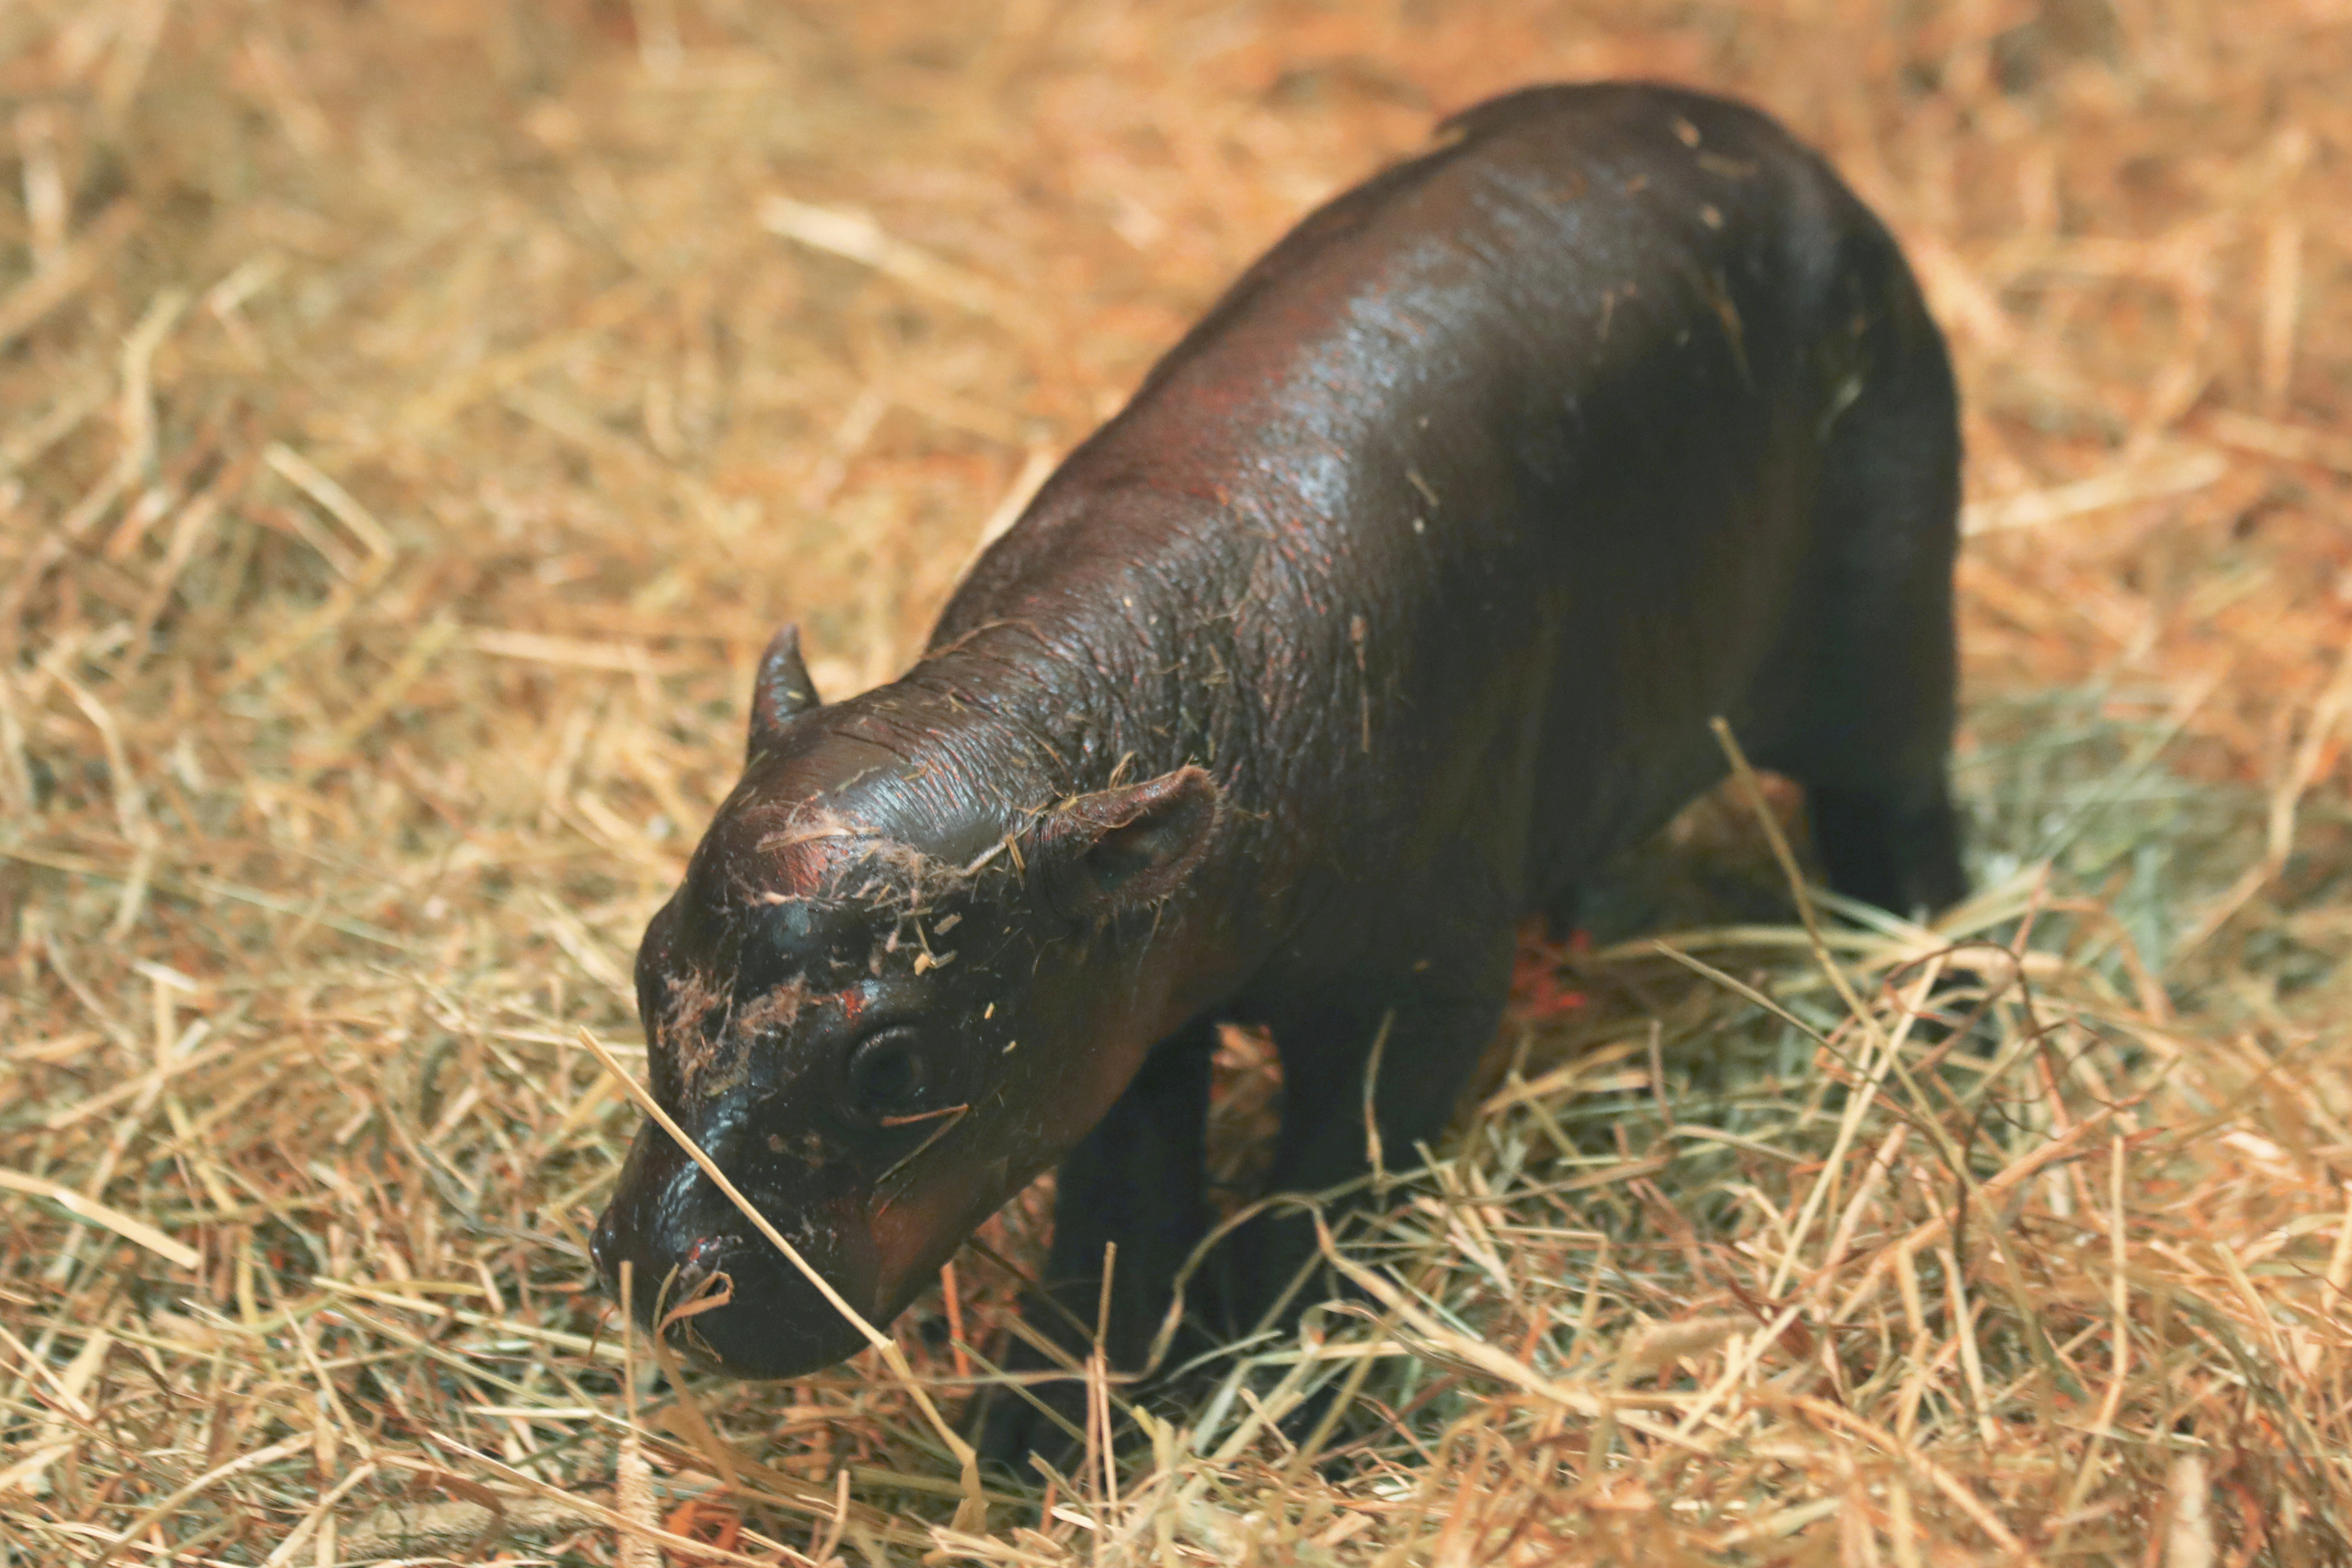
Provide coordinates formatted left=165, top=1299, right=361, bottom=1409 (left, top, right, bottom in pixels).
left=970, top=1314, right=1221, bottom=1479
left=972, top=1369, right=1093, bottom=1479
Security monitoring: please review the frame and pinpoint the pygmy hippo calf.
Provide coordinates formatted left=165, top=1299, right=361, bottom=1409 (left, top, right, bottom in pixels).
left=590, top=82, right=1965, bottom=1458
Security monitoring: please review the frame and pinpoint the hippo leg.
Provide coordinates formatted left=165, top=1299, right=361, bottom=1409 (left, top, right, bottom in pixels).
left=1540, top=880, right=1583, bottom=943
left=1806, top=778, right=1964, bottom=918
left=1222, top=938, right=1516, bottom=1348
left=1775, top=337, right=1966, bottom=919
left=1783, top=517, right=1965, bottom=917
left=976, top=1016, right=1216, bottom=1471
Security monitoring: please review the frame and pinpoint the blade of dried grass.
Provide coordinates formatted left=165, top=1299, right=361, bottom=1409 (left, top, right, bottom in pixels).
left=256, top=1460, right=377, bottom=1568
left=1786, top=1394, right=2031, bottom=1558
left=761, top=196, right=1045, bottom=342
left=474, top=1441, right=792, bottom=1568
left=2052, top=1133, right=2134, bottom=1556
left=0, top=199, right=140, bottom=350
left=262, top=444, right=395, bottom=567
left=2173, top=637, right=2352, bottom=956
left=1960, top=448, right=2227, bottom=535
left=0, top=1167, right=201, bottom=1269
left=2205, top=410, right=2352, bottom=475
left=1769, top=956, right=1946, bottom=1301
left=1830, top=1105, right=2133, bottom=1324
left=84, top=1433, right=310, bottom=1568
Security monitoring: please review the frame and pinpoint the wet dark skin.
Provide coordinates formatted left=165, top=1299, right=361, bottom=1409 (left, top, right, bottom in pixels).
left=590, top=82, right=1965, bottom=1465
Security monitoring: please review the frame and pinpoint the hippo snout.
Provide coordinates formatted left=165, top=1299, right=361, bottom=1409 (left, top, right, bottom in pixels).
left=590, top=1119, right=879, bottom=1379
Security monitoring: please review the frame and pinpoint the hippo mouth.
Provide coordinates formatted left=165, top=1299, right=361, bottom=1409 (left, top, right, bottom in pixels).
left=589, top=1121, right=881, bottom=1381
left=640, top=1232, right=875, bottom=1380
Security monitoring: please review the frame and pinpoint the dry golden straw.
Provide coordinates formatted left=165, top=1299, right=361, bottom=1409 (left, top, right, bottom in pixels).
left=3, top=1, right=2349, bottom=1563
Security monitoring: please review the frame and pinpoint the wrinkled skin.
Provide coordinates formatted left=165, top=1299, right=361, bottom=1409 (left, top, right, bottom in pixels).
left=590, top=82, right=1965, bottom=1460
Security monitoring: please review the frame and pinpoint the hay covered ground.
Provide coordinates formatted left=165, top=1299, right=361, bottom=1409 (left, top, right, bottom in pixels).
left=4, top=0, right=2351, bottom=1562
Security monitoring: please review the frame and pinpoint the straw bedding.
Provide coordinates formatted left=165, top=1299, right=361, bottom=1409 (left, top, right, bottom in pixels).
left=3, top=1, right=2349, bottom=1561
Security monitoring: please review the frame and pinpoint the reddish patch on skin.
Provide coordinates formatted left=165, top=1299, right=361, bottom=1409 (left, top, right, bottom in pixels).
left=1510, top=926, right=1591, bottom=1019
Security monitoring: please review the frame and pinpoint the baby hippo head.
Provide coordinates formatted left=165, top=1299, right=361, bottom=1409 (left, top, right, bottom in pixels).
left=589, top=625, right=1220, bottom=1379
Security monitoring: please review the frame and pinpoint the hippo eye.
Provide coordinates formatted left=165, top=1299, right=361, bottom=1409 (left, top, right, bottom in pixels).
left=843, top=1027, right=931, bottom=1117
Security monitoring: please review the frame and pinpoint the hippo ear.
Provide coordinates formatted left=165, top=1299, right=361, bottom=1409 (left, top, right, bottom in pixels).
left=1029, top=766, right=1221, bottom=923
left=748, top=623, right=822, bottom=759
